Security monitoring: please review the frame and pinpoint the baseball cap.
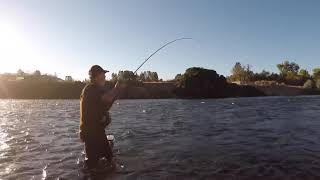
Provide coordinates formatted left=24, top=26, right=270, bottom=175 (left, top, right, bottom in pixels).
left=89, top=65, right=109, bottom=78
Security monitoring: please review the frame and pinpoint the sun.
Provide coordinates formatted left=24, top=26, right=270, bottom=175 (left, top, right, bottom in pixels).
left=0, top=23, right=37, bottom=73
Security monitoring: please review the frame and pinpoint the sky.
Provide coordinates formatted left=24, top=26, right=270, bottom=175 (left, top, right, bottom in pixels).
left=0, top=0, right=320, bottom=80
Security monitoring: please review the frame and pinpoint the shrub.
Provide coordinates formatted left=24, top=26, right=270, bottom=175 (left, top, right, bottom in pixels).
left=303, top=79, right=314, bottom=89
left=316, top=79, right=320, bottom=89
left=175, top=67, right=228, bottom=98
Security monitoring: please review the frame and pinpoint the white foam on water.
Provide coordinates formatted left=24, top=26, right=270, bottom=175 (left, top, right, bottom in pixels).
left=42, top=165, right=47, bottom=180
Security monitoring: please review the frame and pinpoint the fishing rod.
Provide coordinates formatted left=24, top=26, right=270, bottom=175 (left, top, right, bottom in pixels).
left=133, top=37, right=192, bottom=74
left=114, top=38, right=191, bottom=85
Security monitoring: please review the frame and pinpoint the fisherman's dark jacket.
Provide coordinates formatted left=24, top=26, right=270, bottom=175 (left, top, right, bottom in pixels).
left=79, top=83, right=111, bottom=141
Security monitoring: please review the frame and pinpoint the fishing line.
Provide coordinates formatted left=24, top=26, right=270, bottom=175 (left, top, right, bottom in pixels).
left=133, top=37, right=192, bottom=74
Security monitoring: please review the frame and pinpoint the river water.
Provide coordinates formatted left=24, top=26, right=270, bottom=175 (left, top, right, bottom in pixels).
left=0, top=96, right=320, bottom=180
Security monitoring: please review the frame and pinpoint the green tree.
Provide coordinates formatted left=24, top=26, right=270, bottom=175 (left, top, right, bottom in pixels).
left=174, top=73, right=182, bottom=81
left=230, top=62, right=253, bottom=82
left=298, top=69, right=310, bottom=79
left=277, top=60, right=300, bottom=76
left=151, top=72, right=159, bottom=81
left=118, top=70, right=137, bottom=82
left=175, top=67, right=231, bottom=98
left=144, top=71, right=151, bottom=81
left=231, top=62, right=244, bottom=79
left=137, top=71, right=159, bottom=82
left=303, top=79, right=314, bottom=89
left=312, top=68, right=320, bottom=79
left=138, top=72, right=146, bottom=81
left=260, top=70, right=270, bottom=77
left=251, top=70, right=276, bottom=82
left=285, top=71, right=305, bottom=86
left=176, top=67, right=226, bottom=88
left=276, top=61, right=306, bottom=85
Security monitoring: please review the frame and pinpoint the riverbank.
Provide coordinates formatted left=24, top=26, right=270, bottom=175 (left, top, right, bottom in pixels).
left=254, top=84, right=320, bottom=96
left=1, top=80, right=319, bottom=99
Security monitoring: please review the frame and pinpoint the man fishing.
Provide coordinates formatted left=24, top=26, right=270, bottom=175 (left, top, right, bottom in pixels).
left=78, top=38, right=189, bottom=171
left=79, top=65, right=123, bottom=171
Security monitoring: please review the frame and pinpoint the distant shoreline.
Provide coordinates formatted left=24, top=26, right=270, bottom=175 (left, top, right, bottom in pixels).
left=0, top=82, right=319, bottom=100
left=2, top=65, right=320, bottom=99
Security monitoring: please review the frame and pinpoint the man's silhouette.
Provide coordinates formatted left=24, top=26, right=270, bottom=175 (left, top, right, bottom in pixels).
left=79, top=65, right=122, bottom=170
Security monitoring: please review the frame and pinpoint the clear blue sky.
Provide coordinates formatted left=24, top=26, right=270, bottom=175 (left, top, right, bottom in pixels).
left=0, top=0, right=320, bottom=80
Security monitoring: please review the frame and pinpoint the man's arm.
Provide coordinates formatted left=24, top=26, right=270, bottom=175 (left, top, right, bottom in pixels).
left=101, top=81, right=121, bottom=111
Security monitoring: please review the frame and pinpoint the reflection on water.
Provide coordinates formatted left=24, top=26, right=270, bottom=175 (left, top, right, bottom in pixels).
left=0, top=130, right=9, bottom=151
left=0, top=101, right=13, bottom=177
left=42, top=165, right=47, bottom=180
left=0, top=97, right=320, bottom=179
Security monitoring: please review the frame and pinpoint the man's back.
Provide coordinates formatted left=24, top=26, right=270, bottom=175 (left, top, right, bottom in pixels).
left=80, top=83, right=106, bottom=140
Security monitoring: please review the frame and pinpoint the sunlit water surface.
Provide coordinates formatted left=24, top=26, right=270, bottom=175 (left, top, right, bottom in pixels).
left=1, top=96, right=320, bottom=180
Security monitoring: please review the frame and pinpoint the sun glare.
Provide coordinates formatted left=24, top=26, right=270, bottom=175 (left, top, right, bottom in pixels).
left=0, top=23, right=37, bottom=73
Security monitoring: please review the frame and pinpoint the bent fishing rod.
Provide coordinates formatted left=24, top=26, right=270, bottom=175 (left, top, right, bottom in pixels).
left=112, top=38, right=192, bottom=105
left=114, top=38, right=191, bottom=85
left=133, top=37, right=192, bottom=74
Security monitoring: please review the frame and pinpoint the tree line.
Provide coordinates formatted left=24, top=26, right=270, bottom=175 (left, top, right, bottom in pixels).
left=2, top=61, right=320, bottom=89
left=227, top=60, right=320, bottom=89
left=111, top=71, right=161, bottom=82
left=1, top=64, right=320, bottom=99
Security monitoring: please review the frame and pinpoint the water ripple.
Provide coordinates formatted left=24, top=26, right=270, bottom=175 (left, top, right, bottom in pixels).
left=0, top=97, right=320, bottom=179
